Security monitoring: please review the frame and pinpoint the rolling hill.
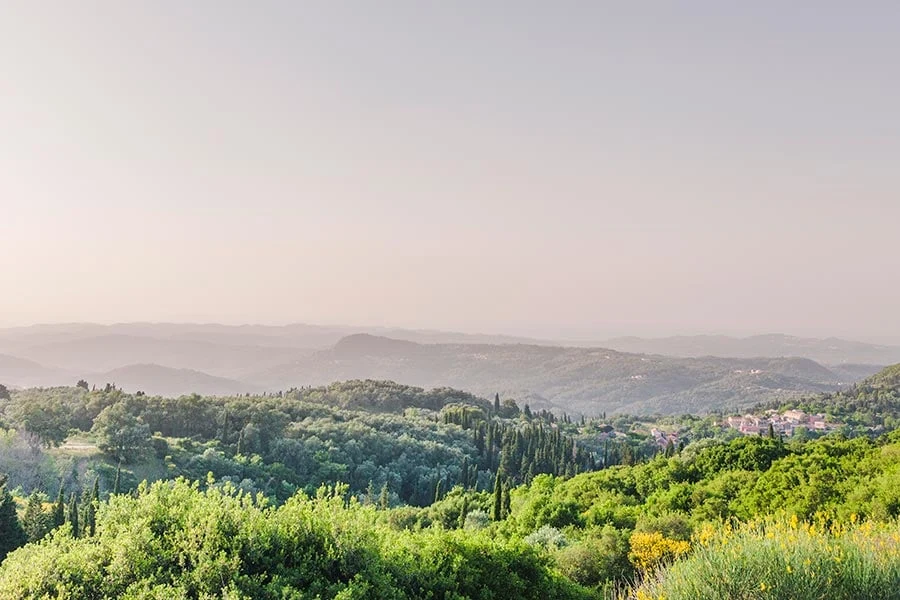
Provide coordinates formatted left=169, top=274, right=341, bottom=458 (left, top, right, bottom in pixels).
left=601, top=334, right=900, bottom=365
left=2, top=324, right=891, bottom=415
left=251, top=334, right=855, bottom=415
left=11, top=334, right=306, bottom=378
left=98, top=364, right=258, bottom=397
left=0, top=353, right=70, bottom=388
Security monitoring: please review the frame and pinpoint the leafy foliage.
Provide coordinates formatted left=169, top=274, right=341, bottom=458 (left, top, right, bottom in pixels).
left=0, top=479, right=591, bottom=600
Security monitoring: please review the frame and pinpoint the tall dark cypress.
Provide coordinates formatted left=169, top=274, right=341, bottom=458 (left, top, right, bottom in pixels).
left=67, top=493, right=79, bottom=538
left=52, top=484, right=65, bottom=528
left=0, top=480, right=26, bottom=561
left=84, top=488, right=96, bottom=537
left=434, top=479, right=442, bottom=504
left=491, top=469, right=503, bottom=521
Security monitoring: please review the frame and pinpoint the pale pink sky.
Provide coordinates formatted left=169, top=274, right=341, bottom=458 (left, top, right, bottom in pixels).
left=1, top=2, right=898, bottom=340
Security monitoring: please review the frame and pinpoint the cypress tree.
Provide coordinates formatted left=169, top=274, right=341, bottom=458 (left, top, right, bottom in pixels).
left=52, top=484, right=65, bottom=528
left=0, top=480, right=26, bottom=560
left=84, top=496, right=96, bottom=537
left=491, top=470, right=503, bottom=521
left=461, top=456, right=469, bottom=489
left=67, top=492, right=79, bottom=538
left=768, top=423, right=776, bottom=439
left=84, top=477, right=99, bottom=536
left=494, top=393, right=501, bottom=414
left=433, top=479, right=442, bottom=504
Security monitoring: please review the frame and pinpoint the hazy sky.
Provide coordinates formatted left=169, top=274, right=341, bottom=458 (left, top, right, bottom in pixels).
left=2, top=2, right=898, bottom=340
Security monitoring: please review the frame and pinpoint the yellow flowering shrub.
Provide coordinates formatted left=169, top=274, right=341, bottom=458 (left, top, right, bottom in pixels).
left=626, top=515, right=900, bottom=600
left=628, top=531, right=691, bottom=571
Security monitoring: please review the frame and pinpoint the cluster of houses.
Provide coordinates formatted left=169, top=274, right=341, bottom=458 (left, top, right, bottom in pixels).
left=724, top=409, right=835, bottom=436
left=649, top=427, right=679, bottom=449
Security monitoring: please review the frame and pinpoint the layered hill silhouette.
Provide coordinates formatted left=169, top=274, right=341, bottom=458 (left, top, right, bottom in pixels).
left=253, top=334, right=869, bottom=414
left=0, top=323, right=894, bottom=413
left=98, top=364, right=257, bottom=397
left=600, top=333, right=900, bottom=365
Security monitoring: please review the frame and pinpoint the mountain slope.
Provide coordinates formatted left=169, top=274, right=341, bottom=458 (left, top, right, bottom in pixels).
left=14, top=334, right=305, bottom=378
left=98, top=364, right=258, bottom=397
left=864, top=363, right=900, bottom=388
left=0, top=353, right=70, bottom=388
left=601, top=334, right=900, bottom=365
left=251, top=335, right=851, bottom=415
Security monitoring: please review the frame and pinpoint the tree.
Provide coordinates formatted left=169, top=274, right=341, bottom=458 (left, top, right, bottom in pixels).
left=8, top=395, right=70, bottom=451
left=0, top=478, right=26, bottom=560
left=83, top=495, right=96, bottom=537
left=378, top=482, right=390, bottom=510
left=52, top=485, right=65, bottom=528
left=492, top=469, right=503, bottom=521
left=78, top=476, right=100, bottom=537
left=92, top=402, right=151, bottom=463
left=458, top=496, right=469, bottom=529
left=494, top=393, right=501, bottom=414
left=0, top=383, right=9, bottom=401
left=67, top=493, right=79, bottom=538
left=22, top=491, right=51, bottom=542
left=500, top=399, right=520, bottom=418
left=76, top=379, right=89, bottom=391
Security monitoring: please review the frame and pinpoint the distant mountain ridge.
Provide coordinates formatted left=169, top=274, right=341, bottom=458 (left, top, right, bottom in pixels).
left=601, top=333, right=900, bottom=365
left=0, top=352, right=70, bottom=387
left=99, top=364, right=257, bottom=397
left=0, top=324, right=893, bottom=414
left=252, top=334, right=866, bottom=415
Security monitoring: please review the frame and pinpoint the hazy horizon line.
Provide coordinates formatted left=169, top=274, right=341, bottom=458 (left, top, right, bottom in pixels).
left=1, top=319, right=898, bottom=346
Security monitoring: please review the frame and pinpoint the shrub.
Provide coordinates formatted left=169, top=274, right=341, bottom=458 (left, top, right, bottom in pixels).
left=627, top=516, right=900, bottom=600
left=628, top=531, right=690, bottom=572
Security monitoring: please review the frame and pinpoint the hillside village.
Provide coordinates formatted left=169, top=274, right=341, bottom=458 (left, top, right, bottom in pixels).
left=724, top=409, right=837, bottom=436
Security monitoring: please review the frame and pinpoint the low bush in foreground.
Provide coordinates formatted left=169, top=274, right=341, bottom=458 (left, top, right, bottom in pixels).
left=627, top=515, right=900, bottom=600
left=0, top=479, right=592, bottom=600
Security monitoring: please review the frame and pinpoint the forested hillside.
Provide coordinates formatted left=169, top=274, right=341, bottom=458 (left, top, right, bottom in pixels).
left=0, top=381, right=598, bottom=507
left=758, top=364, right=900, bottom=431
left=1, top=368, right=900, bottom=598
left=254, top=335, right=854, bottom=414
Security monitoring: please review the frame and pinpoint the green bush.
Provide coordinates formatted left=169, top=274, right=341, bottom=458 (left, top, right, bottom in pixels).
left=0, top=479, right=595, bottom=600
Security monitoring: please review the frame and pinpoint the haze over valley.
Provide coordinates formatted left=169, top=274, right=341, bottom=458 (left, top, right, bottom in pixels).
left=1, top=322, right=894, bottom=414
